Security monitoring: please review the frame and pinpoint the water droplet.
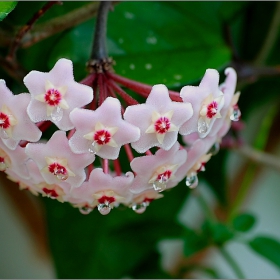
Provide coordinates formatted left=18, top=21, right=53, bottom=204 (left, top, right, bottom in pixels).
left=230, top=107, right=241, bottom=121
left=51, top=107, right=63, bottom=122
left=79, top=206, right=93, bottom=215
left=132, top=201, right=149, bottom=214
left=0, top=128, right=9, bottom=139
left=186, top=172, right=198, bottom=189
left=209, top=142, right=220, bottom=155
left=54, top=169, right=68, bottom=181
left=153, top=176, right=167, bottom=192
left=98, top=203, right=112, bottom=215
left=198, top=118, right=209, bottom=134
left=0, top=161, right=7, bottom=171
left=88, top=141, right=97, bottom=154
left=145, top=63, right=152, bottom=70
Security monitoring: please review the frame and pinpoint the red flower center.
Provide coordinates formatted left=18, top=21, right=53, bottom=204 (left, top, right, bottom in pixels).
left=94, top=129, right=111, bottom=145
left=154, top=117, right=171, bottom=134
left=42, top=188, right=59, bottom=198
left=196, top=162, right=206, bottom=173
left=0, top=157, right=5, bottom=163
left=206, top=101, right=218, bottom=119
left=98, top=196, right=115, bottom=204
left=48, top=162, right=67, bottom=176
left=143, top=197, right=154, bottom=203
left=45, top=89, right=62, bottom=106
left=0, top=112, right=10, bottom=129
left=157, top=170, right=172, bottom=181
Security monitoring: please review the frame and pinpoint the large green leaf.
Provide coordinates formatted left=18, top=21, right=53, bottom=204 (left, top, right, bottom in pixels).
left=49, top=1, right=232, bottom=88
left=248, top=236, right=280, bottom=269
left=0, top=2, right=17, bottom=21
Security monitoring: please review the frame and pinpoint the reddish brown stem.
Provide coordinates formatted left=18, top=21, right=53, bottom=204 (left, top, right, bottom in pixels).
left=87, top=163, right=94, bottom=179
left=107, top=84, right=125, bottom=114
left=113, top=159, right=122, bottom=176
left=80, top=73, right=96, bottom=86
left=7, top=1, right=61, bottom=60
left=38, top=121, right=52, bottom=132
left=124, top=144, right=134, bottom=163
left=107, top=72, right=182, bottom=102
left=103, top=159, right=109, bottom=174
left=145, top=150, right=152, bottom=156
left=106, top=79, right=139, bottom=106
left=98, top=73, right=107, bottom=106
left=67, top=129, right=76, bottom=139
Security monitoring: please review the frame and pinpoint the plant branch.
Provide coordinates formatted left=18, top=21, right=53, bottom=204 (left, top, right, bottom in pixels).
left=254, top=2, right=280, bottom=66
left=219, top=246, right=245, bottom=279
left=234, top=145, right=280, bottom=172
left=7, top=1, right=61, bottom=60
left=91, top=1, right=112, bottom=61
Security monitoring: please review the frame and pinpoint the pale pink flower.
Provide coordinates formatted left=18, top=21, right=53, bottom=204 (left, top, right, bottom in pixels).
left=180, top=69, right=224, bottom=138
left=69, top=97, right=140, bottom=159
left=124, top=84, right=193, bottom=153
left=24, top=58, right=93, bottom=131
left=0, top=80, right=42, bottom=150
left=175, top=137, right=216, bottom=189
left=72, top=168, right=134, bottom=215
left=25, top=130, right=93, bottom=188
left=130, top=142, right=187, bottom=193
left=129, top=189, right=163, bottom=214
left=0, top=139, right=29, bottom=179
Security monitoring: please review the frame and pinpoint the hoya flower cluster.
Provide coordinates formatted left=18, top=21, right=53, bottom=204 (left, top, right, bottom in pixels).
left=0, top=58, right=240, bottom=215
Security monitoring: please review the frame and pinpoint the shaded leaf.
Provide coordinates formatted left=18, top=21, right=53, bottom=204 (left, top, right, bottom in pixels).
left=0, top=2, right=17, bottom=21
left=249, top=236, right=280, bottom=269
left=232, top=213, right=256, bottom=232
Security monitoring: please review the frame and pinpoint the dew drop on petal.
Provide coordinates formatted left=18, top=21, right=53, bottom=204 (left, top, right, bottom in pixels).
left=198, top=118, right=209, bottom=134
left=186, top=172, right=198, bottom=189
left=230, top=107, right=241, bottom=121
left=51, top=107, right=63, bottom=122
left=98, top=203, right=111, bottom=215
left=79, top=206, right=93, bottom=215
left=88, top=141, right=97, bottom=154
left=153, top=179, right=167, bottom=192
left=54, top=169, right=68, bottom=181
left=0, top=161, right=7, bottom=171
left=0, top=128, right=9, bottom=139
left=132, top=201, right=149, bottom=214
left=209, top=142, right=220, bottom=156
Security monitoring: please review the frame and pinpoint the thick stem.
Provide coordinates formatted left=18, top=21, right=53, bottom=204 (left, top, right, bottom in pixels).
left=219, top=247, right=245, bottom=279
left=124, top=144, right=134, bottom=163
left=107, top=71, right=182, bottom=102
left=113, top=159, right=122, bottom=176
left=107, top=79, right=139, bottom=105
left=91, top=1, right=112, bottom=61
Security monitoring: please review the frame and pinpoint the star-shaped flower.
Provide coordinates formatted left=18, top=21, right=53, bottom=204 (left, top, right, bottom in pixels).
left=0, top=139, right=30, bottom=179
left=124, top=84, right=193, bottom=153
left=25, top=130, right=94, bottom=188
left=72, top=168, right=134, bottom=215
left=180, top=69, right=224, bottom=138
left=24, top=58, right=93, bottom=131
left=0, top=80, right=42, bottom=150
left=130, top=142, right=187, bottom=193
left=69, top=97, right=140, bottom=159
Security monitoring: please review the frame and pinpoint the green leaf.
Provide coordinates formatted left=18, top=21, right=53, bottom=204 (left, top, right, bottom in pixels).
left=248, top=236, right=280, bottom=269
left=183, top=227, right=209, bottom=257
left=210, top=223, right=234, bottom=245
left=232, top=213, right=256, bottom=232
left=49, top=2, right=232, bottom=88
left=0, top=1, right=17, bottom=21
